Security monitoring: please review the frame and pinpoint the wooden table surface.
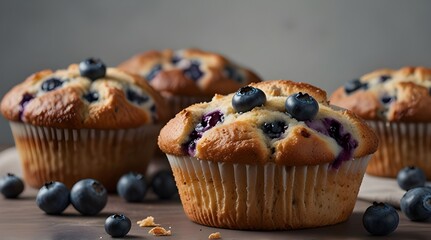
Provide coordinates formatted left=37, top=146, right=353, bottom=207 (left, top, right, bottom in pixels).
left=0, top=146, right=429, bottom=239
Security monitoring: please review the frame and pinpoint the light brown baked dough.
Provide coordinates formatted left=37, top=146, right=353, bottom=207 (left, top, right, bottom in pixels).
left=159, top=80, right=378, bottom=166
left=330, top=66, right=431, bottom=122
left=1, top=64, right=168, bottom=129
left=118, top=48, right=262, bottom=97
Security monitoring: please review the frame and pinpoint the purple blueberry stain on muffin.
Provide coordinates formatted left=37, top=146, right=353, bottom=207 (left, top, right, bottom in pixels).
left=18, top=93, right=34, bottom=120
left=306, top=118, right=358, bottom=169
left=183, top=60, right=204, bottom=81
left=184, top=110, right=224, bottom=156
left=146, top=64, right=162, bottom=81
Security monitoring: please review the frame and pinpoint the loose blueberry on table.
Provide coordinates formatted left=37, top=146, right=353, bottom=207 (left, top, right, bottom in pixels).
left=79, top=58, right=106, bottom=81
left=151, top=170, right=178, bottom=200
left=117, top=172, right=148, bottom=202
left=362, top=202, right=399, bottom=236
left=232, top=86, right=266, bottom=113
left=36, top=181, right=70, bottom=215
left=400, top=187, right=431, bottom=221
left=285, top=92, right=319, bottom=121
left=70, top=179, right=107, bottom=216
left=397, top=166, right=426, bottom=191
left=41, top=78, right=63, bottom=92
left=0, top=173, right=24, bottom=199
left=105, top=214, right=131, bottom=238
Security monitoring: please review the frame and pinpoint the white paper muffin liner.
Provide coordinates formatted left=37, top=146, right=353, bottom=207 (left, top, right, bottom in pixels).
left=167, top=154, right=371, bottom=230
left=366, top=121, right=431, bottom=179
left=9, top=122, right=161, bottom=191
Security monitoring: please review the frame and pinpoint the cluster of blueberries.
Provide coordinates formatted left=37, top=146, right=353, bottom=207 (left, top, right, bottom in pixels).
left=0, top=170, right=177, bottom=238
left=362, top=166, right=431, bottom=236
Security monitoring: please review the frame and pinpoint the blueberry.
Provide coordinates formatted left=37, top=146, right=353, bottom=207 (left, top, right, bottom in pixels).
left=79, top=58, right=106, bottom=81
left=183, top=61, right=204, bottom=81
left=117, top=172, right=147, bottom=202
left=70, top=179, right=107, bottom=215
left=0, top=173, right=24, bottom=199
left=104, top=214, right=131, bottom=238
left=41, top=78, right=63, bottom=92
left=379, top=75, right=391, bottom=83
left=171, top=55, right=181, bottom=65
left=397, top=166, right=426, bottom=191
left=400, top=187, right=431, bottom=221
left=362, top=202, right=399, bottom=236
left=83, top=91, right=99, bottom=103
left=285, top=92, right=319, bottom=121
left=381, top=95, right=395, bottom=104
left=223, top=65, right=244, bottom=83
left=146, top=64, right=162, bottom=81
left=36, top=181, right=70, bottom=215
left=261, top=121, right=287, bottom=139
left=344, top=79, right=367, bottom=94
left=151, top=170, right=178, bottom=200
left=18, top=93, right=34, bottom=120
left=126, top=88, right=149, bottom=104
left=232, top=86, right=266, bottom=113
left=184, top=110, right=224, bottom=156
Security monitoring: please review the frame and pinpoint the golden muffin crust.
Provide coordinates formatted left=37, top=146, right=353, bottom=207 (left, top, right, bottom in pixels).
left=1, top=61, right=168, bottom=129
left=118, top=48, right=262, bottom=97
left=330, top=66, right=431, bottom=122
left=159, top=80, right=378, bottom=166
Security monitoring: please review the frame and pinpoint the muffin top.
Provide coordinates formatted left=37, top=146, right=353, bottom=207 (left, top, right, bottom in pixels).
left=330, top=67, right=431, bottom=122
left=158, top=80, right=378, bottom=167
left=118, top=48, right=262, bottom=97
left=1, top=58, right=168, bottom=129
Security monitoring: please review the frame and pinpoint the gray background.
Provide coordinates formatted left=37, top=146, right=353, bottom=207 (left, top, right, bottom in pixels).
left=1, top=0, right=430, bottom=144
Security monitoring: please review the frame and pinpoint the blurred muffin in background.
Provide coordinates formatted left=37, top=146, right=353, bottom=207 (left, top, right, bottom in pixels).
left=0, top=58, right=168, bottom=191
left=118, top=48, right=262, bottom=119
left=330, top=66, right=431, bottom=179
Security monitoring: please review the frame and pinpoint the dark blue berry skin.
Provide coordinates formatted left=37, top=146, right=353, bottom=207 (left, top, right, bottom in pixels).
left=224, top=65, right=244, bottom=83
left=397, top=166, right=426, bottom=191
left=232, top=86, right=266, bottom=113
left=41, top=78, right=63, bottom=92
left=400, top=187, right=431, bottom=221
left=381, top=95, right=395, bottom=104
left=83, top=91, right=99, bottom=103
left=36, top=181, right=70, bottom=215
left=285, top=92, right=319, bottom=121
left=105, top=214, right=131, bottom=238
left=261, top=121, right=287, bottom=139
left=183, top=61, right=204, bottom=81
left=344, top=79, right=367, bottom=94
left=18, top=93, right=34, bottom=120
left=126, top=89, right=149, bottom=105
left=146, top=64, right=162, bottom=81
left=70, top=179, right=107, bottom=216
left=379, top=75, right=391, bottom=83
left=79, top=58, right=106, bottom=81
left=171, top=55, right=182, bottom=65
left=0, top=173, right=24, bottom=199
left=151, top=170, right=178, bottom=200
left=117, top=172, right=147, bottom=202
left=363, top=202, right=399, bottom=236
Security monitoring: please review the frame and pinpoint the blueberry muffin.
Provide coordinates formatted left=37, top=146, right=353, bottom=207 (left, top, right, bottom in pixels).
left=118, top=48, right=262, bottom=118
left=330, top=67, right=431, bottom=178
left=1, top=58, right=168, bottom=191
left=158, top=80, right=378, bottom=230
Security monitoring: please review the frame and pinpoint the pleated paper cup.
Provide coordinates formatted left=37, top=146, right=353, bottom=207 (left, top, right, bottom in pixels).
left=366, top=121, right=431, bottom=179
left=167, top=154, right=371, bottom=230
left=9, top=122, right=161, bottom=192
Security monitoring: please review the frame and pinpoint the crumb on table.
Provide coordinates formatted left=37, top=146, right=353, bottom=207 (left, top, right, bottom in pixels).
left=148, top=226, right=172, bottom=236
left=137, top=216, right=160, bottom=227
left=208, top=232, right=221, bottom=239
